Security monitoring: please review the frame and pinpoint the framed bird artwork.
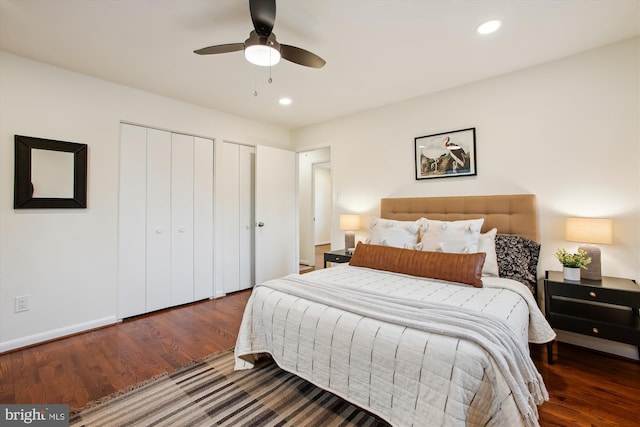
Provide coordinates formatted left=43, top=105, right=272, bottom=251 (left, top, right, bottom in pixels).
left=414, top=128, right=477, bottom=180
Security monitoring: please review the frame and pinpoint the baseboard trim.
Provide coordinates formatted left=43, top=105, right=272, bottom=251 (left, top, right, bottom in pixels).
left=0, top=316, right=119, bottom=353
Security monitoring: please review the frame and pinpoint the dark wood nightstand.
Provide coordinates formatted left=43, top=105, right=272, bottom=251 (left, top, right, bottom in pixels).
left=544, top=270, right=640, bottom=364
left=323, top=249, right=352, bottom=268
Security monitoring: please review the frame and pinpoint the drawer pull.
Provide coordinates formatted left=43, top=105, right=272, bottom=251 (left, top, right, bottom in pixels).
left=592, top=327, right=599, bottom=334
left=589, top=291, right=596, bottom=298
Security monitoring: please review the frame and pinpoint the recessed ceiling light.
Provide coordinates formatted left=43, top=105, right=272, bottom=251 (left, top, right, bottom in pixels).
left=477, top=20, right=501, bottom=35
left=279, top=97, right=292, bottom=106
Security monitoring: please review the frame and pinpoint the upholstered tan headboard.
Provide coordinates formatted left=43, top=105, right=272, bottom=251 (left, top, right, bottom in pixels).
left=380, top=194, right=538, bottom=242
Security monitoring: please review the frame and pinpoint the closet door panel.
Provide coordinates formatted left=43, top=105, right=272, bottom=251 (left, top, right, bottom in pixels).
left=221, top=142, right=240, bottom=294
left=193, top=137, right=214, bottom=300
left=146, top=128, right=172, bottom=312
left=171, top=133, right=195, bottom=306
left=239, top=145, right=255, bottom=290
left=118, top=124, right=147, bottom=318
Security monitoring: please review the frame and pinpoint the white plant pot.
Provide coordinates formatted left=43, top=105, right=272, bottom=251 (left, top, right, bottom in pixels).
left=563, top=267, right=581, bottom=281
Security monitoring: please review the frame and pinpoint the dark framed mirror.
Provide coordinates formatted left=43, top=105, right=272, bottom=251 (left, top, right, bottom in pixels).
left=14, top=135, right=88, bottom=209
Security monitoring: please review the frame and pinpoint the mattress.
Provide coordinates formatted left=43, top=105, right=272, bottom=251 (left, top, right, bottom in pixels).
left=235, top=265, right=555, bottom=426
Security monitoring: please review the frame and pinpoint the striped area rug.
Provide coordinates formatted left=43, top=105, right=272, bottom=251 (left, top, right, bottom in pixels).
left=70, top=350, right=390, bottom=427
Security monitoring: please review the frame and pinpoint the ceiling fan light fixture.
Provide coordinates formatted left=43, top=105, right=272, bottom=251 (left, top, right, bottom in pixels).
left=245, top=44, right=281, bottom=66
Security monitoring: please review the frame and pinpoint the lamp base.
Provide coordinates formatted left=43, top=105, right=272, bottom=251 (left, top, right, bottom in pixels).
left=344, top=231, right=355, bottom=253
left=579, top=244, right=602, bottom=281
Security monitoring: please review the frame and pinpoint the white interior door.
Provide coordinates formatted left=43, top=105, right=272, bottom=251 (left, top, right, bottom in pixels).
left=255, top=145, right=297, bottom=284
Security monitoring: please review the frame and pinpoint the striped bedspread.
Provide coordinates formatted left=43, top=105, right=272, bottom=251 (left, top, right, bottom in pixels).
left=235, top=265, right=555, bottom=427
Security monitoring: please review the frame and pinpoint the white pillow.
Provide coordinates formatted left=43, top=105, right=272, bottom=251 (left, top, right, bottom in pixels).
left=419, top=218, right=484, bottom=253
left=367, top=218, right=421, bottom=249
left=478, top=228, right=499, bottom=276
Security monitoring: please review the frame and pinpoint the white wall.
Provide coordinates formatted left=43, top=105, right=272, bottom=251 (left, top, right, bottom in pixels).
left=0, top=51, right=290, bottom=351
left=292, top=38, right=640, bottom=359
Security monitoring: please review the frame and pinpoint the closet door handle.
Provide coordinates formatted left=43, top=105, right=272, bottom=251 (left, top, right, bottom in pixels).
left=178, top=227, right=186, bottom=233
left=257, top=222, right=265, bottom=227
left=155, top=228, right=163, bottom=234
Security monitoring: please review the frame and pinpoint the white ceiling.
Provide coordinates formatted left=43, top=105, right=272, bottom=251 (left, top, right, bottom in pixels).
left=1, top=0, right=638, bottom=130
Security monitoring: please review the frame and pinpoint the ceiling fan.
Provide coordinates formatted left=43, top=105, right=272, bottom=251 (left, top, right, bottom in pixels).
left=194, top=0, right=326, bottom=69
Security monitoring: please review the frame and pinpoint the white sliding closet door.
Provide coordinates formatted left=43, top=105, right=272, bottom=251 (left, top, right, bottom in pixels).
left=146, top=129, right=172, bottom=312
left=193, top=137, right=214, bottom=300
left=118, top=124, right=147, bottom=318
left=239, top=145, right=255, bottom=289
left=219, top=142, right=255, bottom=294
left=118, top=124, right=214, bottom=318
left=171, top=133, right=195, bottom=306
left=221, top=142, right=241, bottom=294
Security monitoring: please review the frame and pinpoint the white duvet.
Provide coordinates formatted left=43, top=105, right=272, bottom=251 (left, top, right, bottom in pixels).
left=235, top=265, right=556, bottom=427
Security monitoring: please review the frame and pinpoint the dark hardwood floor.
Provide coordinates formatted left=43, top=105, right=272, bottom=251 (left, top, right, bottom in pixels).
left=1, top=283, right=639, bottom=426
left=0, top=290, right=251, bottom=410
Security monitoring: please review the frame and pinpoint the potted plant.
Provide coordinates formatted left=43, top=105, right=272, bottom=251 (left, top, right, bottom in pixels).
left=555, top=248, right=592, bottom=281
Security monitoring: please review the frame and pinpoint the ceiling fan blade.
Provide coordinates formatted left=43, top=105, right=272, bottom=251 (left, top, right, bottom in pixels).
left=249, top=0, right=276, bottom=37
left=194, top=43, right=245, bottom=55
left=281, top=44, right=326, bottom=68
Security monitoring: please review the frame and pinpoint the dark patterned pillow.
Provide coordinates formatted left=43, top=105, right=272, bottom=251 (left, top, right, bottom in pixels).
left=495, top=234, right=540, bottom=293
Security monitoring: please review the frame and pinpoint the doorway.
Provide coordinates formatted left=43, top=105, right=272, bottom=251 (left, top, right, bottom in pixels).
left=298, top=147, right=331, bottom=268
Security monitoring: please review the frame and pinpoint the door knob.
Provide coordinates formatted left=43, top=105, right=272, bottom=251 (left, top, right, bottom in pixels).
left=257, top=222, right=265, bottom=227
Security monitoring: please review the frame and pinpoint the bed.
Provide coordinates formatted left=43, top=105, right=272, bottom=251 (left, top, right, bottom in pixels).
left=235, top=194, right=555, bottom=427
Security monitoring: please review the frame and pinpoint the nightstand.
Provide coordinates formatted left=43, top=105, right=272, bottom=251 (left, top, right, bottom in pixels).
left=544, top=270, right=640, bottom=364
left=323, top=249, right=352, bottom=268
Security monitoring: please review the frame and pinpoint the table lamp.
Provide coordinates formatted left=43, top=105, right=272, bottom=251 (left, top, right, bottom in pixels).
left=566, top=217, right=612, bottom=280
left=339, top=214, right=360, bottom=254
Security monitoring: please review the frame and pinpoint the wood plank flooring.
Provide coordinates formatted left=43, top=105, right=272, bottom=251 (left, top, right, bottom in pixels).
left=1, top=284, right=639, bottom=426
left=0, top=291, right=251, bottom=410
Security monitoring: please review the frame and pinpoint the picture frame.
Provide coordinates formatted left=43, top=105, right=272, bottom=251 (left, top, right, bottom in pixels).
left=414, top=128, right=476, bottom=180
left=14, top=135, right=88, bottom=209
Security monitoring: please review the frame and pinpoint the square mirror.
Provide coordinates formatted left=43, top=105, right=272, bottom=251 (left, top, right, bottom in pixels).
left=14, top=135, right=88, bottom=209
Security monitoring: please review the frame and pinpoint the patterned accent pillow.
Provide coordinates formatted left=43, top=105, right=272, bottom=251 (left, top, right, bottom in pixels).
left=478, top=228, right=499, bottom=277
left=495, top=234, right=540, bottom=293
left=367, top=218, right=421, bottom=249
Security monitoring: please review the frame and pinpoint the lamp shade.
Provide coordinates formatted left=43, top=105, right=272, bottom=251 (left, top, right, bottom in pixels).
left=339, top=214, right=360, bottom=231
left=566, top=218, right=612, bottom=244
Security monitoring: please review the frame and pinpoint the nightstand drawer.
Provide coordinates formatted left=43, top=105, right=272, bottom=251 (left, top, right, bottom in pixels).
left=323, top=250, right=353, bottom=267
left=550, top=313, right=640, bottom=346
left=547, top=281, right=640, bottom=306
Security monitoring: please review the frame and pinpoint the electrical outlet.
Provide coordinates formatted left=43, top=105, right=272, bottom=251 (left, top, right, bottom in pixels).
left=15, top=295, right=30, bottom=312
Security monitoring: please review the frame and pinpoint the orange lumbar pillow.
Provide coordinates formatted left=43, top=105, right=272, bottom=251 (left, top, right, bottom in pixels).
left=349, top=242, right=486, bottom=288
